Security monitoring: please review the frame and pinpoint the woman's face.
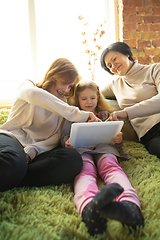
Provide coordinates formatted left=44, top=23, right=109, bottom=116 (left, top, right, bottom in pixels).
left=104, top=51, right=134, bottom=76
left=48, top=81, right=75, bottom=98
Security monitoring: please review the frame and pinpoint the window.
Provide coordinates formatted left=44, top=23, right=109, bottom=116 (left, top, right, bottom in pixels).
left=0, top=0, right=117, bottom=107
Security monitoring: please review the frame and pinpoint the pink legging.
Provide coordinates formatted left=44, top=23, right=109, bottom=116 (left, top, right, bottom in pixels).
left=74, top=153, right=141, bottom=215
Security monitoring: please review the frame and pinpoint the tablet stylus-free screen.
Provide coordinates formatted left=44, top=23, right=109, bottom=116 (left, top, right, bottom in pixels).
left=70, top=121, right=124, bottom=148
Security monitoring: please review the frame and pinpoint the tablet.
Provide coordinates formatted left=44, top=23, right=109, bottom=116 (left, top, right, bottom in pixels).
left=69, top=121, right=124, bottom=148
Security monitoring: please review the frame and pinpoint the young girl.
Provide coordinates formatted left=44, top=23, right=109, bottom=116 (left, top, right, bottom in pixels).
left=61, top=80, right=144, bottom=236
left=0, top=58, right=100, bottom=192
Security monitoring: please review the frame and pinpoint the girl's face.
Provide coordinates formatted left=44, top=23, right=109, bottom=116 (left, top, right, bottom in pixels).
left=104, top=51, right=134, bottom=76
left=78, top=88, right=99, bottom=112
left=48, top=81, right=75, bottom=98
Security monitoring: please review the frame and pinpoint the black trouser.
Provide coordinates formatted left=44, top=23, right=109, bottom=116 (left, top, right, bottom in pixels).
left=141, top=122, right=160, bottom=159
left=0, top=134, right=83, bottom=192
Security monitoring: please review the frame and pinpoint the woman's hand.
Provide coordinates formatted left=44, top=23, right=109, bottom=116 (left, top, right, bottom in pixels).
left=26, top=154, right=31, bottom=163
left=87, top=112, right=102, bottom=122
left=112, top=132, right=123, bottom=144
left=65, top=139, right=73, bottom=148
left=107, top=110, right=128, bottom=121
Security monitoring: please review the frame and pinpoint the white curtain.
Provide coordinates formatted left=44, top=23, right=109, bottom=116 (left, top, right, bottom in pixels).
left=0, top=0, right=117, bottom=105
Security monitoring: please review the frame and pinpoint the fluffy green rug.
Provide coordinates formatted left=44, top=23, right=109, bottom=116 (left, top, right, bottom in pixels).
left=0, top=109, right=160, bottom=240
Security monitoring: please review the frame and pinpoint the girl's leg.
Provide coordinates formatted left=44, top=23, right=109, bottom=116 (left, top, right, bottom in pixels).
left=94, top=153, right=144, bottom=229
left=0, top=134, right=27, bottom=192
left=74, top=153, right=106, bottom=235
left=96, top=153, right=140, bottom=207
left=19, top=147, right=83, bottom=187
left=74, top=153, right=98, bottom=214
left=74, top=153, right=123, bottom=236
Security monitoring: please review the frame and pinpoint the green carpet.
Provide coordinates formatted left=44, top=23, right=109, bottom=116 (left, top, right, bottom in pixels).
left=0, top=109, right=160, bottom=240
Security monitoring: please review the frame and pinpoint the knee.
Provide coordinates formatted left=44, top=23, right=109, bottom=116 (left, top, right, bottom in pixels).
left=66, top=148, right=83, bottom=174
left=146, top=139, right=160, bottom=158
left=98, top=154, right=118, bottom=169
left=81, top=156, right=97, bottom=178
left=0, top=151, right=27, bottom=191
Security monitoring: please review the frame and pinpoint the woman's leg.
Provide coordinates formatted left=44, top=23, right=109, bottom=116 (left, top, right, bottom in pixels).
left=94, top=153, right=144, bottom=229
left=0, top=134, right=27, bottom=192
left=144, top=135, right=160, bottom=158
left=19, top=147, right=83, bottom=187
left=140, top=122, right=160, bottom=158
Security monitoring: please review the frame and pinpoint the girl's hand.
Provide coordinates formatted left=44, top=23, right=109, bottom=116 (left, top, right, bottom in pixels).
left=107, top=110, right=128, bottom=121
left=26, top=154, right=31, bottom=163
left=65, top=139, right=73, bottom=148
left=87, top=112, right=102, bottom=122
left=112, top=132, right=123, bottom=144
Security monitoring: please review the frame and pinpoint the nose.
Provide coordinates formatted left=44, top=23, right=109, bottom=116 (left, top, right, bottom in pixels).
left=110, top=63, right=117, bottom=73
left=112, top=62, right=117, bottom=69
left=63, top=86, right=70, bottom=93
left=86, top=98, right=91, bottom=103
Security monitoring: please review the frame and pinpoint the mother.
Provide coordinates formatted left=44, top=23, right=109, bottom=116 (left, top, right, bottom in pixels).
left=100, top=42, right=160, bottom=158
left=0, top=58, right=100, bottom=192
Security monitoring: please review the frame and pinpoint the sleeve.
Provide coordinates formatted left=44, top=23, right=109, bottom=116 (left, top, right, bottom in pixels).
left=61, top=120, right=72, bottom=147
left=125, top=64, right=160, bottom=120
left=24, top=137, right=57, bottom=160
left=101, top=111, right=110, bottom=121
left=17, top=80, right=90, bottom=122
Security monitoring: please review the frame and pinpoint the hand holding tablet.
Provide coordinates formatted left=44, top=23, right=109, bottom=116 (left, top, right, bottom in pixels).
left=69, top=121, right=124, bottom=148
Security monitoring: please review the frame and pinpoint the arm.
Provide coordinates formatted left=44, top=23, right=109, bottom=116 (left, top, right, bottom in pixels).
left=125, top=92, right=160, bottom=120
left=61, top=120, right=72, bottom=147
left=112, top=132, right=123, bottom=148
left=107, top=110, right=128, bottom=121
left=112, top=132, right=123, bottom=149
left=122, top=64, right=160, bottom=120
left=112, top=132, right=123, bottom=144
left=17, top=80, right=99, bottom=123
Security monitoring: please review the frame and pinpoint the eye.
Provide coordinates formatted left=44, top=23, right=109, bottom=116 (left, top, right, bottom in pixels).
left=69, top=85, right=74, bottom=89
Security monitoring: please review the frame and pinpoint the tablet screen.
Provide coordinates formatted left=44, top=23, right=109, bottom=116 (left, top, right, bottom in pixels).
left=70, top=121, right=124, bottom=148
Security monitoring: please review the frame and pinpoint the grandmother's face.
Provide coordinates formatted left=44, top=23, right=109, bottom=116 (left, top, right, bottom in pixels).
left=104, top=51, right=133, bottom=76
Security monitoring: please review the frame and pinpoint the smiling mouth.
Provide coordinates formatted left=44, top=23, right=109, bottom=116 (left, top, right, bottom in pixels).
left=85, top=106, right=93, bottom=108
left=117, top=65, right=121, bottom=71
left=57, top=91, right=64, bottom=96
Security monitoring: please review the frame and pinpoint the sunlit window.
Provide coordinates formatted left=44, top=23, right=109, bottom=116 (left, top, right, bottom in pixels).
left=0, top=0, right=117, bottom=106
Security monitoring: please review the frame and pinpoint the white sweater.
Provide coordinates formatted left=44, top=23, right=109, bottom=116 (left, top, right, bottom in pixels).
left=0, top=80, right=90, bottom=160
left=102, top=61, right=160, bottom=139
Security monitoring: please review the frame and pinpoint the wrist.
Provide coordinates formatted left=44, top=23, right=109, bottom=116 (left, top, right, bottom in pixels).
left=123, top=109, right=128, bottom=118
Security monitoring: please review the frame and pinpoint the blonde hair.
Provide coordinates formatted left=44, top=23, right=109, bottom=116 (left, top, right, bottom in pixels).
left=36, top=58, right=80, bottom=98
left=71, top=80, right=138, bottom=140
left=72, top=80, right=114, bottom=113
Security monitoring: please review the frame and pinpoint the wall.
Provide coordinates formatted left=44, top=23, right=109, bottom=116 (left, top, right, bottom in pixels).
left=117, top=0, right=160, bottom=64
